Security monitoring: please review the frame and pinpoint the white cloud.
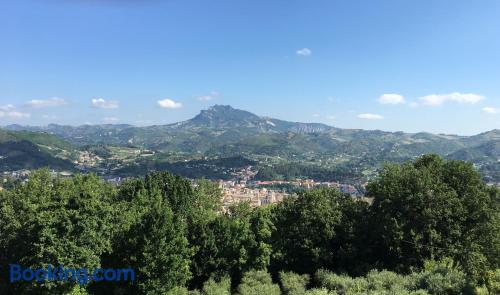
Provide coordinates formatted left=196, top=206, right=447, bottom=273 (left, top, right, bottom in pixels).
left=91, top=98, right=119, bottom=109
left=25, top=97, right=67, bottom=108
left=296, top=48, right=312, bottom=56
left=326, top=115, right=336, bottom=120
left=408, top=102, right=419, bottom=108
left=157, top=98, right=182, bottom=109
left=0, top=104, right=15, bottom=111
left=378, top=93, right=405, bottom=105
left=102, top=117, right=119, bottom=123
left=482, top=107, right=500, bottom=114
left=0, top=104, right=30, bottom=119
left=196, top=91, right=220, bottom=102
left=418, top=92, right=484, bottom=106
left=357, top=113, right=384, bottom=120
left=0, top=111, right=31, bottom=119
left=312, top=113, right=320, bottom=118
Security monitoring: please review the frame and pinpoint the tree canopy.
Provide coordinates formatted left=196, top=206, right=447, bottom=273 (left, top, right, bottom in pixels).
left=0, top=155, right=498, bottom=294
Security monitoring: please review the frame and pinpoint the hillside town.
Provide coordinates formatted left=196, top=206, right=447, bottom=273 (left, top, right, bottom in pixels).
left=1, top=167, right=366, bottom=210
left=218, top=178, right=362, bottom=210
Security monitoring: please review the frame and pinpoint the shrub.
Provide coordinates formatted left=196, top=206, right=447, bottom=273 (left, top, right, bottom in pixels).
left=365, top=270, right=408, bottom=291
left=315, top=269, right=433, bottom=295
left=202, top=276, right=231, bottom=295
left=164, top=286, right=191, bottom=295
left=64, top=285, right=89, bottom=295
left=237, top=270, right=281, bottom=295
left=485, top=269, right=500, bottom=295
left=315, top=269, right=368, bottom=294
left=305, top=288, right=335, bottom=295
left=409, top=259, right=473, bottom=295
left=280, top=271, right=310, bottom=295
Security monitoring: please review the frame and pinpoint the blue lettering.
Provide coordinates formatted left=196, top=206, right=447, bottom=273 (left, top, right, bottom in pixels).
left=77, top=269, right=89, bottom=285
left=35, top=269, right=47, bottom=282
left=118, top=268, right=135, bottom=281
left=9, top=264, right=22, bottom=282
left=93, top=268, right=104, bottom=282
left=104, top=269, right=116, bottom=281
left=22, top=268, right=34, bottom=281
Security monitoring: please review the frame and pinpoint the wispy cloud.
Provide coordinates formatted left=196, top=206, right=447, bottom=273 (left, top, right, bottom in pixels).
left=91, top=98, right=119, bottom=109
left=25, top=97, right=68, bottom=108
left=357, top=113, right=384, bottom=120
left=482, top=107, right=500, bottom=114
left=0, top=104, right=15, bottom=111
left=196, top=91, right=220, bottom=102
left=296, top=48, right=312, bottom=56
left=0, top=104, right=30, bottom=119
left=157, top=98, right=182, bottom=109
left=418, top=92, right=484, bottom=106
left=378, top=93, right=405, bottom=105
left=0, top=111, right=30, bottom=119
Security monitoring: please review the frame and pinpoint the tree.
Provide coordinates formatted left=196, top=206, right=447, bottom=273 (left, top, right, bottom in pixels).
left=93, top=174, right=193, bottom=294
left=128, top=196, right=192, bottom=294
left=271, top=189, right=343, bottom=274
left=189, top=202, right=274, bottom=289
left=0, top=169, right=116, bottom=294
left=367, top=154, right=499, bottom=279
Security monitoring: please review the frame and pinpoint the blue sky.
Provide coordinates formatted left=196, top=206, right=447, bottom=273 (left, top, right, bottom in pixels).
left=1, top=0, right=499, bottom=135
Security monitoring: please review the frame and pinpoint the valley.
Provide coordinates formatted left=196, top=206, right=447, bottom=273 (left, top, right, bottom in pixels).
left=1, top=105, right=499, bottom=187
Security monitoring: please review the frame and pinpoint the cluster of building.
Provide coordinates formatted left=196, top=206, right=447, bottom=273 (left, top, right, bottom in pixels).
left=219, top=180, right=289, bottom=209
left=218, top=178, right=362, bottom=209
left=74, top=151, right=102, bottom=170
left=253, top=179, right=361, bottom=195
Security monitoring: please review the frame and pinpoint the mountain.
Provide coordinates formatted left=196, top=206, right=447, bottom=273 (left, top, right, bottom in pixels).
left=182, top=105, right=333, bottom=133
left=449, top=140, right=500, bottom=161
left=188, top=105, right=266, bottom=128
left=0, top=129, right=76, bottom=172
left=2, top=105, right=499, bottom=182
left=0, top=140, right=74, bottom=171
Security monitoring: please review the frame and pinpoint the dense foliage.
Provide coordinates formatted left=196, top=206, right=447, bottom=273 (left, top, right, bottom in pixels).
left=0, top=155, right=498, bottom=294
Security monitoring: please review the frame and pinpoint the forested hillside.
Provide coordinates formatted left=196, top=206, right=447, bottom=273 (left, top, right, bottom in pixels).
left=0, top=129, right=75, bottom=171
left=4, top=105, right=500, bottom=182
left=1, top=155, right=498, bottom=294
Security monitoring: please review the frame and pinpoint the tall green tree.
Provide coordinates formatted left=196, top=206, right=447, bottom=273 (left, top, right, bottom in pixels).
left=188, top=202, right=275, bottom=289
left=271, top=189, right=343, bottom=274
left=367, top=154, right=499, bottom=279
left=0, top=169, right=116, bottom=294
left=93, top=173, right=193, bottom=294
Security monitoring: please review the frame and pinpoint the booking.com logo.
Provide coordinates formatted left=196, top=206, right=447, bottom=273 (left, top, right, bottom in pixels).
left=9, top=264, right=135, bottom=285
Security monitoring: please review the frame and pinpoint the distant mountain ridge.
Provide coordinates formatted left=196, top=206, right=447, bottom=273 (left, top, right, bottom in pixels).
left=2, top=105, right=499, bottom=182
left=3, top=105, right=499, bottom=155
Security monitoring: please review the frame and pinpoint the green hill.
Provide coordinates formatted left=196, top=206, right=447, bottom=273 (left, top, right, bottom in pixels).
left=0, top=129, right=76, bottom=172
left=3, top=106, right=500, bottom=181
left=0, top=140, right=74, bottom=171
